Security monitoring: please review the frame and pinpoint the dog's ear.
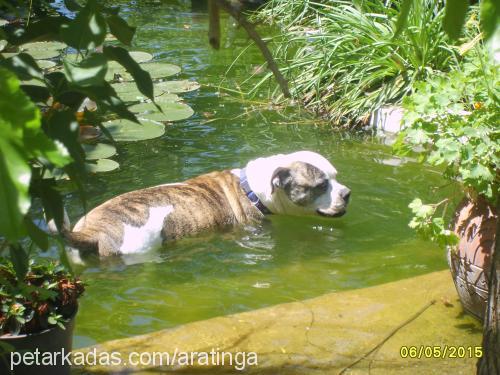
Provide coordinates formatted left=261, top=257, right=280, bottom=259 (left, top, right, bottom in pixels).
left=271, top=167, right=291, bottom=194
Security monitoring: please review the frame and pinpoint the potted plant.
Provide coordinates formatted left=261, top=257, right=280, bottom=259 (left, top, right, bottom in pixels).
left=394, top=42, right=498, bottom=316
left=0, top=258, right=84, bottom=375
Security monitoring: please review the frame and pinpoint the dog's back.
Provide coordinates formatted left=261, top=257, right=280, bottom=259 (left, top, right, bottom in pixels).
left=65, top=170, right=262, bottom=256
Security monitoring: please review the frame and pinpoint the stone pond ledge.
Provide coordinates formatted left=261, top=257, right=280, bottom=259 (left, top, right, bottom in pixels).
left=72, top=271, right=482, bottom=374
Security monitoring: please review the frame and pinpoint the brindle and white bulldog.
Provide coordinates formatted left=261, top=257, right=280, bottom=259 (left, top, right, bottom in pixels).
left=59, top=151, right=351, bottom=257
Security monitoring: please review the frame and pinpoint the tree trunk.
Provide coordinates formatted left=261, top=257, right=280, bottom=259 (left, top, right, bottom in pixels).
left=477, top=200, right=499, bottom=374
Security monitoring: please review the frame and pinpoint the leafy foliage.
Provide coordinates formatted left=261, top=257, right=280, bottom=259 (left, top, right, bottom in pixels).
left=394, top=47, right=499, bottom=246
left=0, top=258, right=84, bottom=335
left=0, top=0, right=154, bottom=321
left=395, top=0, right=499, bottom=41
left=0, top=67, right=71, bottom=240
left=255, top=0, right=460, bottom=125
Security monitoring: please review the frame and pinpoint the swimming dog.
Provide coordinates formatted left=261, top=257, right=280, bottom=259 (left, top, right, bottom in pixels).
left=58, top=151, right=351, bottom=256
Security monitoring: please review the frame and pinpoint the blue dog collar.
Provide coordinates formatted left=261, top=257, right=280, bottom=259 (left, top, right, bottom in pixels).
left=237, top=168, right=272, bottom=215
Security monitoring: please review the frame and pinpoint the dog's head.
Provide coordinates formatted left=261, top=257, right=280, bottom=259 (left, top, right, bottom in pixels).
left=246, top=151, right=350, bottom=217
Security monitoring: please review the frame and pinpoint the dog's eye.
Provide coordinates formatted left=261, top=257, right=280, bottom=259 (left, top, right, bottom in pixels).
left=316, top=180, right=329, bottom=191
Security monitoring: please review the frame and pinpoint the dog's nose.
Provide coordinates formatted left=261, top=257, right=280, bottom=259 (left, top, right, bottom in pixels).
left=341, top=188, right=351, bottom=203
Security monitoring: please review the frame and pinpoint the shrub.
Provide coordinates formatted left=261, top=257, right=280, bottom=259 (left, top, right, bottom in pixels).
left=394, top=45, right=499, bottom=246
left=255, top=0, right=463, bottom=126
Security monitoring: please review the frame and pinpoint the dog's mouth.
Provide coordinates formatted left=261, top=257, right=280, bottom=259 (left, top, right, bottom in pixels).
left=316, top=209, right=346, bottom=218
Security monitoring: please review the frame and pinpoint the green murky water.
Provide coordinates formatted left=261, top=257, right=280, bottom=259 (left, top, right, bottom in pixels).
left=53, top=1, right=452, bottom=348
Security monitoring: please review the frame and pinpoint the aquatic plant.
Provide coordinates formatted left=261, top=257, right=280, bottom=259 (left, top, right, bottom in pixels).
left=254, top=0, right=462, bottom=125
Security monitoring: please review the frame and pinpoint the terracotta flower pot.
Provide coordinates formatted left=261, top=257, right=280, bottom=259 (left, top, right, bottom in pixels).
left=448, top=196, right=497, bottom=320
left=0, top=310, right=77, bottom=375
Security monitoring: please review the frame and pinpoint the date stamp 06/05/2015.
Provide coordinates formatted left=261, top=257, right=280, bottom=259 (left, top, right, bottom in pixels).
left=400, top=346, right=483, bottom=359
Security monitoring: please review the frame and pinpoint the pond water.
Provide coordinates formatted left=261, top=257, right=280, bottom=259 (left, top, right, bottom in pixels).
left=55, top=1, right=451, bottom=348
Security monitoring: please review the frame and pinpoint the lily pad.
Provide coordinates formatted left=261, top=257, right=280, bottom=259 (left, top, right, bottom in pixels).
left=0, top=40, right=7, bottom=52
left=37, top=60, right=57, bottom=69
left=129, top=51, right=153, bottom=63
left=112, top=82, right=180, bottom=102
left=106, top=61, right=132, bottom=81
left=139, top=62, right=181, bottom=79
left=86, top=159, right=119, bottom=173
left=103, top=118, right=165, bottom=142
left=154, top=80, right=200, bottom=93
left=42, top=158, right=119, bottom=179
left=111, top=82, right=147, bottom=101
left=152, top=93, right=181, bottom=103
left=130, top=102, right=194, bottom=122
left=1, top=52, right=18, bottom=59
left=22, top=41, right=66, bottom=51
left=82, top=143, right=117, bottom=160
left=21, top=42, right=65, bottom=59
left=28, top=48, right=60, bottom=60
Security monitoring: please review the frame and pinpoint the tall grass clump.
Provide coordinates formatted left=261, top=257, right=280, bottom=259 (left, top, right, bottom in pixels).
left=255, top=0, right=465, bottom=126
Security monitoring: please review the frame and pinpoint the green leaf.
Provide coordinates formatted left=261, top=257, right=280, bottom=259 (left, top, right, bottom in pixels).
left=0, top=67, right=40, bottom=239
left=64, top=0, right=82, bottom=12
left=24, top=217, right=49, bottom=251
left=21, top=78, right=46, bottom=87
left=106, top=15, right=135, bottom=45
left=44, top=71, right=71, bottom=102
left=77, top=82, right=139, bottom=123
left=0, top=142, right=29, bottom=239
left=0, top=53, right=43, bottom=80
left=480, top=0, right=500, bottom=41
left=6, top=17, right=67, bottom=46
left=394, top=0, right=413, bottom=38
left=63, top=53, right=108, bottom=87
left=103, top=46, right=154, bottom=101
left=60, top=0, right=107, bottom=51
left=468, top=164, right=493, bottom=181
left=443, top=0, right=469, bottom=40
left=26, top=131, right=72, bottom=168
left=9, top=244, right=29, bottom=280
left=20, top=84, right=51, bottom=103
left=44, top=110, right=85, bottom=166
left=55, top=238, right=73, bottom=275
left=406, top=128, right=430, bottom=145
left=31, top=178, right=65, bottom=232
